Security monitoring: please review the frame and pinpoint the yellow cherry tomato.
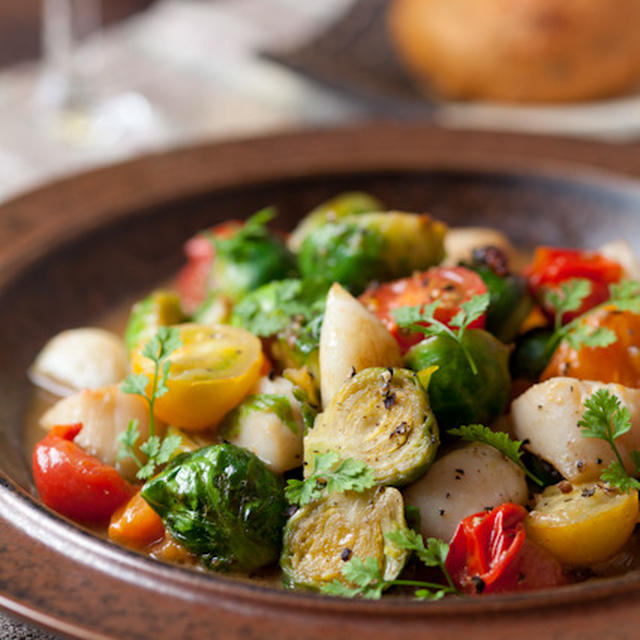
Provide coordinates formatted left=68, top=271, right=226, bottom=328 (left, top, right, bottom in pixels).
left=131, top=323, right=263, bottom=431
left=526, top=482, right=639, bottom=566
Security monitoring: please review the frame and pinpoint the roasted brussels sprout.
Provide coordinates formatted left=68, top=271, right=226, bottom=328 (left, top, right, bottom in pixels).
left=141, top=444, right=287, bottom=573
left=470, top=265, right=533, bottom=343
left=510, top=328, right=554, bottom=381
left=298, top=212, right=447, bottom=294
left=304, top=367, right=438, bottom=486
left=288, top=191, right=384, bottom=252
left=405, top=329, right=510, bottom=430
left=280, top=486, right=409, bottom=590
left=212, top=209, right=298, bottom=302
left=124, top=290, right=186, bottom=352
left=231, top=278, right=329, bottom=376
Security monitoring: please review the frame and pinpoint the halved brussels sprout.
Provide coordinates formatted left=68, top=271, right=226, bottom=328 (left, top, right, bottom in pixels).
left=405, top=329, right=510, bottom=431
left=287, top=191, right=384, bottom=252
left=124, top=290, right=186, bottom=353
left=280, top=486, right=409, bottom=590
left=298, top=212, right=447, bottom=294
left=304, top=367, right=438, bottom=486
left=141, top=444, right=287, bottom=573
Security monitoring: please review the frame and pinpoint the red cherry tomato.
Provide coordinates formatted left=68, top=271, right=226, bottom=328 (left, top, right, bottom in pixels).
left=175, top=222, right=243, bottom=313
left=526, top=247, right=622, bottom=323
left=33, top=424, right=133, bottom=526
left=445, top=503, right=566, bottom=595
left=359, top=266, right=488, bottom=351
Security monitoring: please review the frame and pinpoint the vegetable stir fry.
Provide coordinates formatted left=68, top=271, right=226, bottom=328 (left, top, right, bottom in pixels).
left=28, top=192, right=640, bottom=600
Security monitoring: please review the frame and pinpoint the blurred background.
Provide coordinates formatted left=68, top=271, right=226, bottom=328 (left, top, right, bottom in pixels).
left=2, top=0, right=640, bottom=202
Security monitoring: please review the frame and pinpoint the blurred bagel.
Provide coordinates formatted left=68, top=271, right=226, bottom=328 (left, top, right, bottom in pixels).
left=387, top=0, right=640, bottom=103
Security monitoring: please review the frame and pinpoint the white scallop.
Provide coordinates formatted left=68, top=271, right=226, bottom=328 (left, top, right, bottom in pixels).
left=30, top=328, right=128, bottom=396
left=319, top=283, right=402, bottom=407
left=39, top=384, right=160, bottom=482
left=403, top=443, right=528, bottom=542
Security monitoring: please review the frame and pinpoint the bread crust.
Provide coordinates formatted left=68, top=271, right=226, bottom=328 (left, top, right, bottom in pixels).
left=388, top=0, right=640, bottom=103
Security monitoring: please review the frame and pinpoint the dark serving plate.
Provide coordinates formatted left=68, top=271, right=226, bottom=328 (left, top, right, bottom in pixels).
left=2, top=124, right=640, bottom=640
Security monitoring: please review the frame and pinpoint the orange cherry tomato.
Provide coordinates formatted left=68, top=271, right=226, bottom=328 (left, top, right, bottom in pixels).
left=131, top=323, right=263, bottom=431
left=109, top=489, right=165, bottom=550
left=542, top=306, right=640, bottom=387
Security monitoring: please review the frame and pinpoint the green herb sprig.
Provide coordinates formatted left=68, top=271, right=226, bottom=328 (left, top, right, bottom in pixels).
left=117, top=327, right=183, bottom=480
left=392, top=293, right=490, bottom=375
left=285, top=452, right=375, bottom=506
left=578, top=388, right=640, bottom=492
left=207, top=207, right=276, bottom=251
left=543, top=279, right=640, bottom=358
left=447, top=424, right=543, bottom=486
left=321, top=529, right=458, bottom=600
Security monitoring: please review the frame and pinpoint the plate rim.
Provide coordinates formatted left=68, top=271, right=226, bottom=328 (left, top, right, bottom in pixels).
left=3, top=123, right=640, bottom=639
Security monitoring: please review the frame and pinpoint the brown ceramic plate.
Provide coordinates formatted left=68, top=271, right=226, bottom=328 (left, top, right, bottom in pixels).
left=2, top=125, right=640, bottom=640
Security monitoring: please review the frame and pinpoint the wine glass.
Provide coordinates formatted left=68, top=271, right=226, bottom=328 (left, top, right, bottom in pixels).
left=35, top=0, right=162, bottom=148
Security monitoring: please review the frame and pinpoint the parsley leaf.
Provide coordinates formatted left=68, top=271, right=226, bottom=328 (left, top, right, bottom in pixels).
left=544, top=278, right=640, bottom=356
left=447, top=424, right=543, bottom=486
left=578, top=388, right=640, bottom=492
left=609, top=279, right=640, bottom=312
left=285, top=452, right=375, bottom=506
left=544, top=278, right=592, bottom=331
left=392, top=293, right=490, bottom=375
left=118, top=327, right=183, bottom=480
left=231, top=277, right=328, bottom=340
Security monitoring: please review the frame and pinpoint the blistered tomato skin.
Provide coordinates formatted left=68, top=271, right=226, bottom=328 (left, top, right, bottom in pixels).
left=542, top=307, right=640, bottom=387
left=131, top=323, right=263, bottom=431
left=360, top=266, right=487, bottom=351
left=33, top=423, right=133, bottom=525
left=526, top=247, right=622, bottom=323
left=445, top=503, right=566, bottom=595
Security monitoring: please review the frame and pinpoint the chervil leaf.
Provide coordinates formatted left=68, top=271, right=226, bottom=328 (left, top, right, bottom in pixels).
left=116, top=419, right=141, bottom=464
left=141, top=334, right=162, bottom=361
left=448, top=424, right=543, bottom=486
left=578, top=389, right=640, bottom=491
left=392, top=294, right=490, bottom=375
left=609, top=279, right=640, bottom=311
left=548, top=278, right=640, bottom=356
left=121, top=373, right=149, bottom=397
left=157, top=326, right=183, bottom=358
left=385, top=528, right=449, bottom=568
left=285, top=452, right=375, bottom=506
left=565, top=325, right=617, bottom=350
left=449, top=293, right=490, bottom=331
left=120, top=327, right=183, bottom=480
left=139, top=435, right=161, bottom=460
left=544, top=279, right=592, bottom=330
left=392, top=301, right=440, bottom=334
left=600, top=461, right=640, bottom=493
left=322, top=532, right=459, bottom=600
left=156, top=433, right=182, bottom=465
left=579, top=389, right=631, bottom=440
